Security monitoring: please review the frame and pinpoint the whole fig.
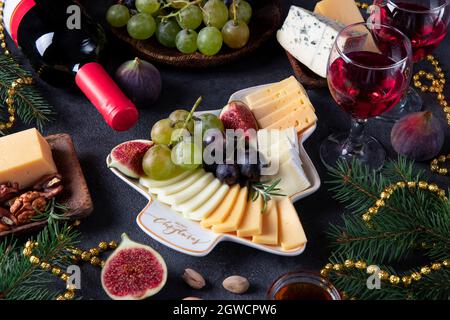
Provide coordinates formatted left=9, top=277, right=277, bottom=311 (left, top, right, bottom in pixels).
left=391, top=111, right=444, bottom=161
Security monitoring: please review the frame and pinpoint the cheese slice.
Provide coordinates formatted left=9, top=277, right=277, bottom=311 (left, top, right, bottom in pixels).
left=277, top=6, right=366, bottom=78
left=237, top=196, right=263, bottom=238
left=0, top=128, right=57, bottom=189
left=185, top=184, right=230, bottom=221
left=252, top=200, right=279, bottom=245
left=175, top=178, right=222, bottom=215
left=277, top=197, right=307, bottom=251
left=140, top=170, right=192, bottom=189
left=266, top=105, right=317, bottom=133
left=149, top=169, right=205, bottom=196
left=212, top=186, right=248, bottom=233
left=244, top=76, right=299, bottom=106
left=201, top=184, right=240, bottom=228
left=158, top=173, right=214, bottom=206
left=258, top=100, right=314, bottom=129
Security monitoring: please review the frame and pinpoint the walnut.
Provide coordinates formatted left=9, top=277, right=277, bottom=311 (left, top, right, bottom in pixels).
left=10, top=191, right=47, bottom=225
left=0, top=182, right=19, bottom=204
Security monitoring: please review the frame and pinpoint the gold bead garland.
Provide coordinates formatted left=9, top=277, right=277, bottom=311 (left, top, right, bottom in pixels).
left=362, top=180, right=448, bottom=223
left=430, top=155, right=450, bottom=176
left=21, top=220, right=118, bottom=300
left=322, top=180, right=449, bottom=299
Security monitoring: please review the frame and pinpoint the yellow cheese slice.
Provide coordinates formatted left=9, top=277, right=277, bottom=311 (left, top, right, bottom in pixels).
left=265, top=105, right=318, bottom=133
left=237, top=196, right=263, bottom=238
left=277, top=197, right=307, bottom=251
left=212, top=186, right=248, bottom=233
left=0, top=128, right=57, bottom=189
left=244, top=76, right=298, bottom=106
left=201, top=184, right=240, bottom=228
left=257, top=99, right=314, bottom=129
left=250, top=88, right=308, bottom=120
left=252, top=200, right=279, bottom=245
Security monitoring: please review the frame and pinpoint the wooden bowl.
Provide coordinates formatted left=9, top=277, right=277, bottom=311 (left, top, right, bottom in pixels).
left=0, top=134, right=94, bottom=237
left=285, top=51, right=328, bottom=89
left=110, top=0, right=283, bottom=68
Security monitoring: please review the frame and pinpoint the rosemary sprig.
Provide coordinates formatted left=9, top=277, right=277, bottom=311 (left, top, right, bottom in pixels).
left=250, top=179, right=286, bottom=212
left=32, top=199, right=69, bottom=224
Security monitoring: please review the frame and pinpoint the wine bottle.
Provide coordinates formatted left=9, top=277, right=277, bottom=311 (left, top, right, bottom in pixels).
left=3, top=0, right=139, bottom=131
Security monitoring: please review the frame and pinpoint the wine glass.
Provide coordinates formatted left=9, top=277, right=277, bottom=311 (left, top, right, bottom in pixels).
left=320, top=22, right=413, bottom=171
left=371, top=0, right=450, bottom=121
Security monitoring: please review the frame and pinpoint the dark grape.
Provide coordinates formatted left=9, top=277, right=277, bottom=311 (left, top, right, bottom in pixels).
left=124, top=0, right=136, bottom=9
left=216, top=164, right=240, bottom=185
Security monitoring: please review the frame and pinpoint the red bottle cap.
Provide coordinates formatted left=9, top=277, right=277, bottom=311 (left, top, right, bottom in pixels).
left=75, top=62, right=139, bottom=131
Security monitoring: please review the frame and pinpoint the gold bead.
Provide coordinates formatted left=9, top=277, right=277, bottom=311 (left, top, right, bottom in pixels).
left=431, top=164, right=439, bottom=172
left=0, top=124, right=6, bottom=130
left=29, top=256, right=40, bottom=265
left=426, top=73, right=434, bottom=80
left=432, top=60, right=439, bottom=66
left=52, top=267, right=62, bottom=275
left=418, top=181, right=428, bottom=189
left=396, top=181, right=406, bottom=188
left=325, top=263, right=333, bottom=270
left=407, top=181, right=416, bottom=188
left=63, top=290, right=75, bottom=300
left=366, top=265, right=378, bottom=274
left=56, top=295, right=65, bottom=301
left=435, top=67, right=442, bottom=73
left=389, top=275, right=400, bottom=285
left=60, top=274, right=69, bottom=282
left=362, top=213, right=371, bottom=222
left=22, top=248, right=32, bottom=257
left=98, top=241, right=108, bottom=250
left=401, top=276, right=412, bottom=286
left=438, top=190, right=446, bottom=197
left=70, top=255, right=79, bottom=263
left=4, top=49, right=10, bottom=55
left=81, top=252, right=91, bottom=261
left=5, top=123, right=13, bottom=129
left=100, top=260, right=106, bottom=268
left=344, top=260, right=354, bottom=268
left=438, top=72, right=445, bottom=79
left=378, top=270, right=389, bottom=280
left=320, top=269, right=329, bottom=277
left=380, top=192, right=389, bottom=199
left=16, top=78, right=23, bottom=84
left=431, top=263, right=442, bottom=270
left=437, top=94, right=445, bottom=101
left=40, top=262, right=51, bottom=270
left=355, top=261, right=367, bottom=270
left=413, top=75, right=420, bottom=81
left=439, top=155, right=447, bottom=162
left=440, top=78, right=446, bottom=84
left=418, top=70, right=426, bottom=76
left=411, top=272, right=422, bottom=281
left=414, top=81, right=422, bottom=87
left=427, top=55, right=434, bottom=61
left=90, top=256, right=101, bottom=266
left=108, top=241, right=118, bottom=249
left=89, top=248, right=100, bottom=256
left=421, top=85, right=429, bottom=92
left=375, top=199, right=385, bottom=207
left=441, top=101, right=449, bottom=108
left=333, top=264, right=343, bottom=271
left=385, top=186, right=396, bottom=194
left=9, top=116, right=15, bottom=123
left=438, top=168, right=448, bottom=175
left=428, top=184, right=439, bottom=192
left=420, top=266, right=431, bottom=275
left=368, top=207, right=378, bottom=214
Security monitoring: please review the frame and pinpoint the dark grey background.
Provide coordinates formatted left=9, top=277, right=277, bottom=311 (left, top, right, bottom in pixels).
left=10, top=0, right=450, bottom=300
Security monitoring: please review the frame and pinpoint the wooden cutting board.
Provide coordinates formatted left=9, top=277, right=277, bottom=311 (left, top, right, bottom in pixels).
left=0, top=134, right=93, bottom=237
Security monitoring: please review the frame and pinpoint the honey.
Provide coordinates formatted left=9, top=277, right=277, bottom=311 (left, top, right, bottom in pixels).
left=274, top=282, right=334, bottom=300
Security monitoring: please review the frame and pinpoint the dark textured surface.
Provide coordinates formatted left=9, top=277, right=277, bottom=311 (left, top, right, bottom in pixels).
left=10, top=0, right=450, bottom=300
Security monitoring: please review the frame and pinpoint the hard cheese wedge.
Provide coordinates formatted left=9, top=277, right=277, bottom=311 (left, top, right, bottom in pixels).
left=277, top=6, right=366, bottom=78
left=265, top=105, right=317, bottom=134
left=258, top=99, right=313, bottom=129
left=252, top=200, right=279, bottom=245
left=0, top=128, right=57, bottom=189
left=244, top=76, right=299, bottom=106
left=140, top=170, right=192, bottom=189
left=201, top=184, right=240, bottom=228
left=175, top=178, right=222, bottom=215
left=212, top=186, right=248, bottom=234
left=149, top=169, right=204, bottom=196
left=158, top=173, right=214, bottom=206
left=277, top=197, right=307, bottom=250
left=186, top=184, right=230, bottom=221
left=237, top=196, right=263, bottom=238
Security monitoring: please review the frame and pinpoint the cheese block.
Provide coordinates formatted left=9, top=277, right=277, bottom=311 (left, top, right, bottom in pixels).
left=139, top=170, right=192, bottom=189
left=237, top=196, right=263, bottom=238
left=265, top=105, right=317, bottom=133
left=149, top=169, right=205, bottom=196
left=258, top=99, right=314, bottom=129
left=185, top=184, right=230, bottom=221
left=314, top=0, right=380, bottom=53
left=201, top=184, right=240, bottom=228
left=244, top=76, right=299, bottom=106
left=212, top=186, right=248, bottom=234
left=0, top=128, right=57, bottom=189
left=175, top=178, right=222, bottom=215
left=158, top=173, right=214, bottom=206
left=252, top=200, right=279, bottom=245
left=277, top=197, right=307, bottom=251
left=277, top=6, right=366, bottom=78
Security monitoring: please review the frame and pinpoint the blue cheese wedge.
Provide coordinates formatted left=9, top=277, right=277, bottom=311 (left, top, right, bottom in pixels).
left=277, top=6, right=365, bottom=78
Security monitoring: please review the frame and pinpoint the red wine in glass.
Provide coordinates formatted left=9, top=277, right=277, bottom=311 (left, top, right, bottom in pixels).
left=328, top=52, right=407, bottom=118
left=375, top=0, right=450, bottom=62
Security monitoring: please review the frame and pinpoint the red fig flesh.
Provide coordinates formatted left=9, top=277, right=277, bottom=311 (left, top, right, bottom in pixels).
left=391, top=111, right=444, bottom=161
left=101, top=233, right=167, bottom=300
left=219, top=101, right=258, bottom=132
left=109, top=140, right=153, bottom=178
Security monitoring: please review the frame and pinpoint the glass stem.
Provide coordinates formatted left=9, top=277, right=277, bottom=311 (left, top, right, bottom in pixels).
left=344, top=118, right=367, bottom=156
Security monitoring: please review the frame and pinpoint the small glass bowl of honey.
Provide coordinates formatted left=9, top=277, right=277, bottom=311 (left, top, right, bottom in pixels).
left=267, top=271, right=342, bottom=300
